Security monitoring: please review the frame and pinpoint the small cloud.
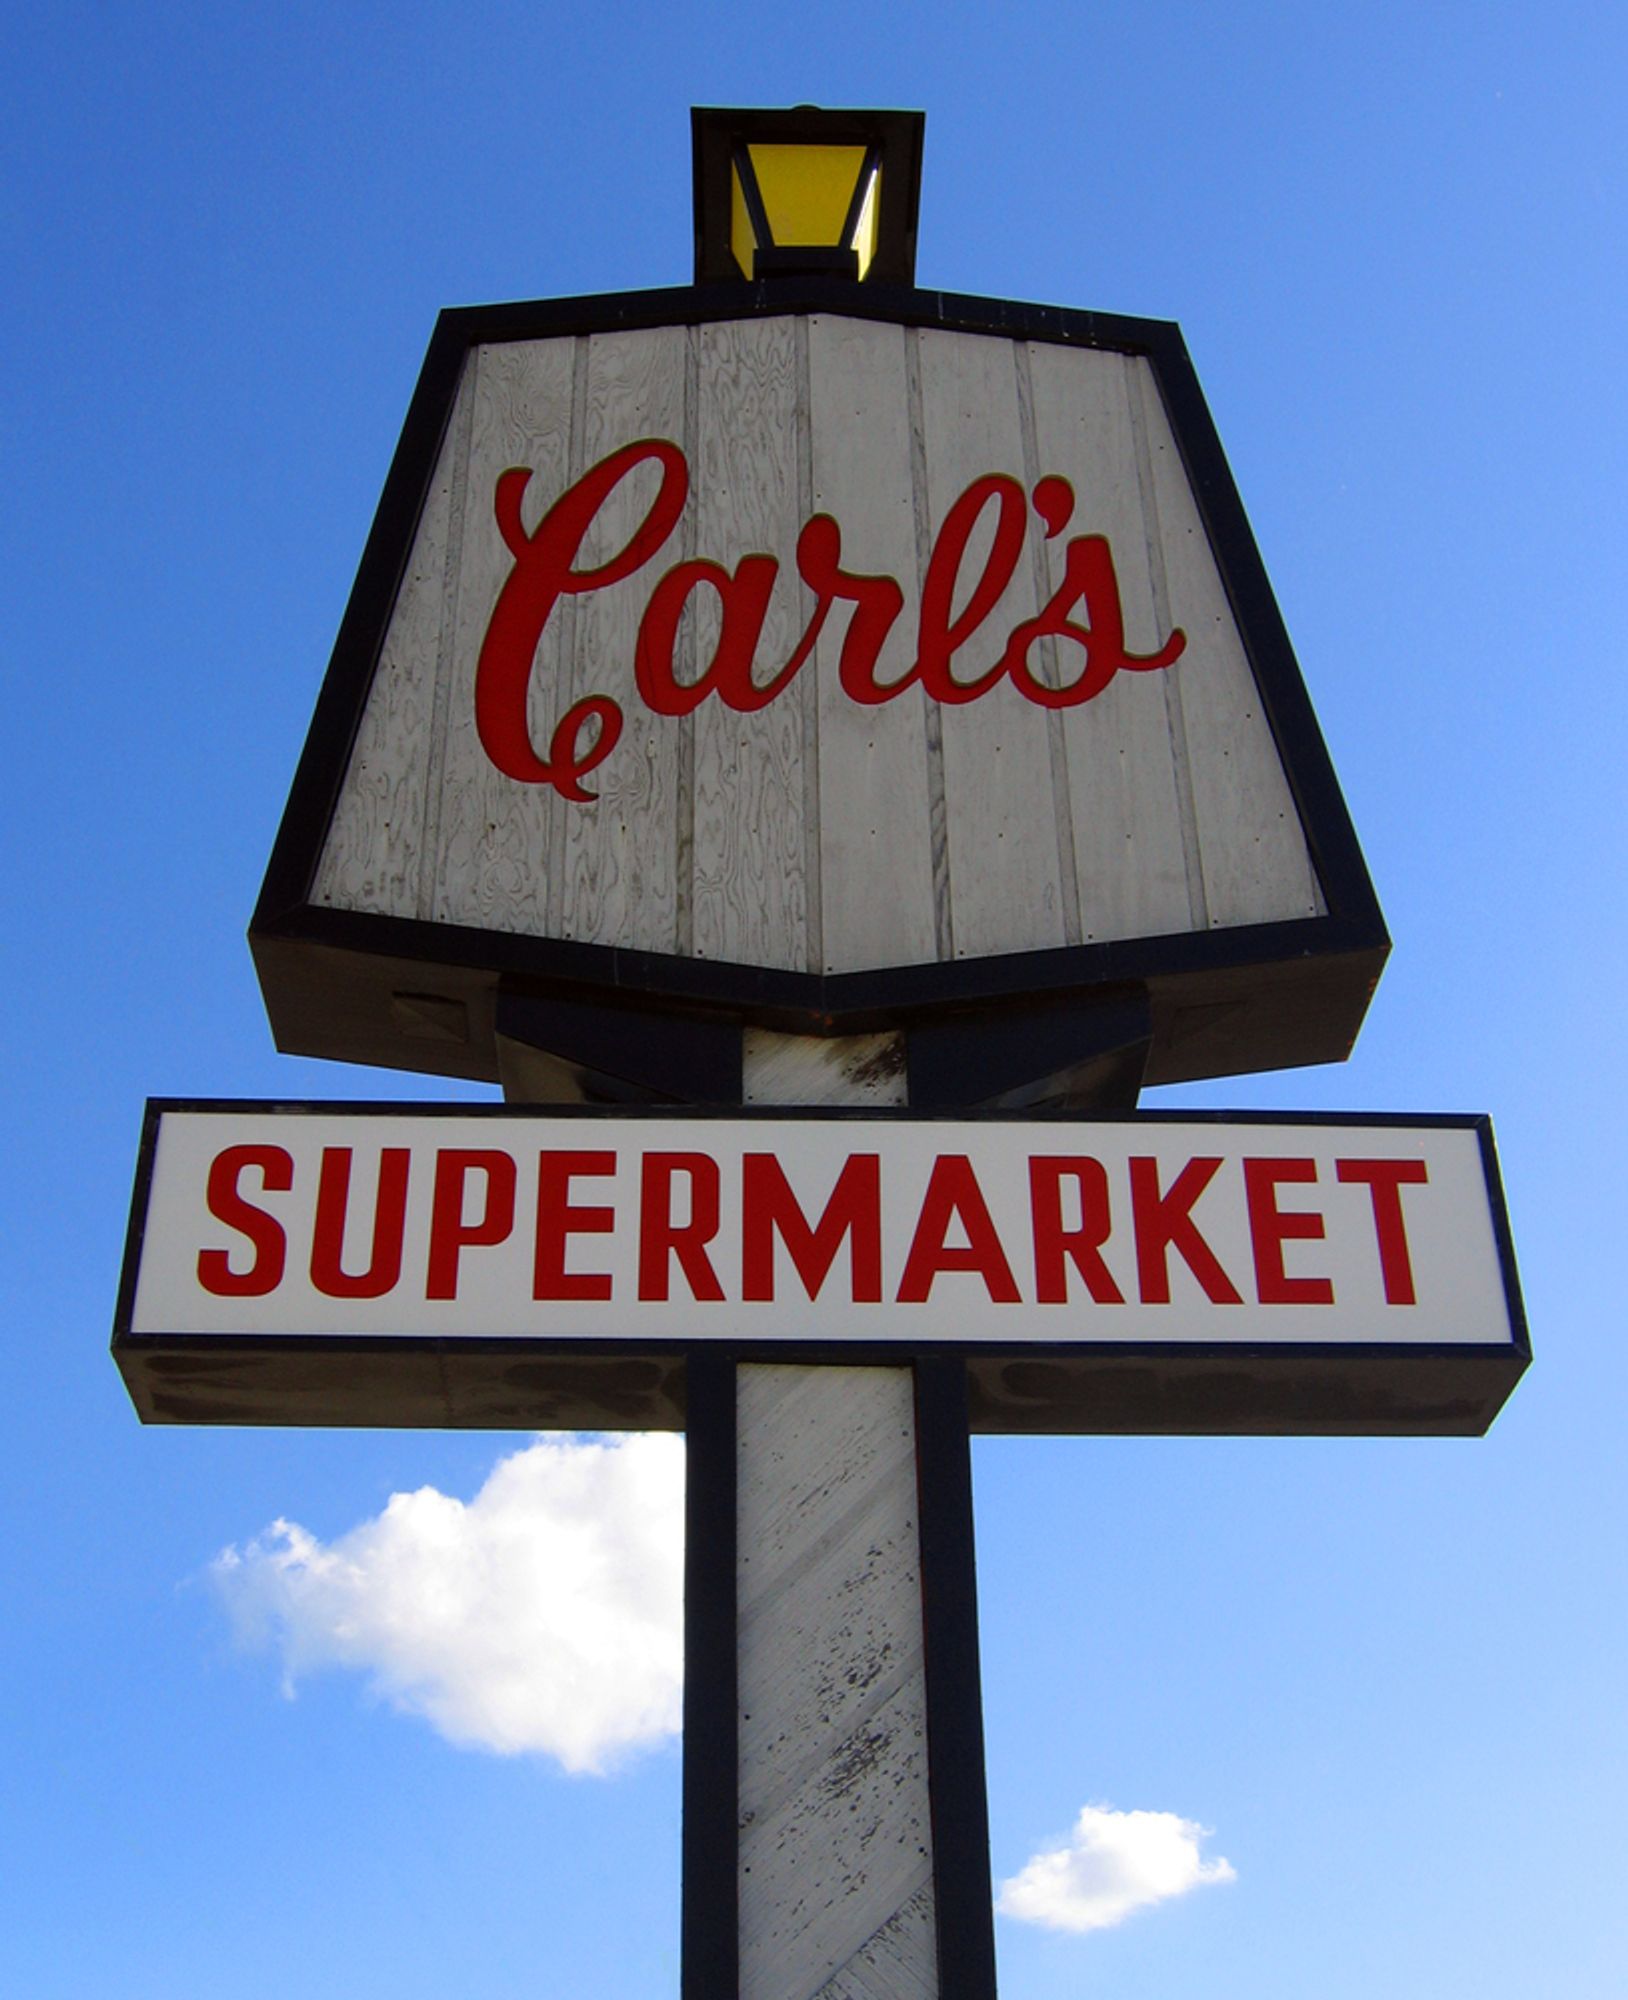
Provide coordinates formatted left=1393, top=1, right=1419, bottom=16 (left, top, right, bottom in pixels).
left=209, top=1434, right=684, bottom=1774
left=998, top=1803, right=1236, bottom=1935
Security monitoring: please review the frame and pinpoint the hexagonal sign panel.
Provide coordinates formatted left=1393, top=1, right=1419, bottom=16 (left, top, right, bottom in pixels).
left=252, top=283, right=1385, bottom=1097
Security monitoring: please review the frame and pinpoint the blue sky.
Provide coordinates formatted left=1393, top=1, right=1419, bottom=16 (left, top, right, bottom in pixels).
left=4, top=2, right=1626, bottom=1994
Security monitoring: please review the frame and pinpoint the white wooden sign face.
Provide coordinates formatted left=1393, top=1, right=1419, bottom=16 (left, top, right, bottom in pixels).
left=314, top=316, right=1322, bottom=978
left=129, top=1108, right=1516, bottom=1351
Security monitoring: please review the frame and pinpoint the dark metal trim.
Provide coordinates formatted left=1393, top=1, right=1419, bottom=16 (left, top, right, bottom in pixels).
left=730, top=141, right=774, bottom=268
left=681, top=1351, right=739, bottom=2000
left=112, top=1331, right=1527, bottom=1437
left=111, top=1098, right=163, bottom=1345
left=907, top=987, right=1151, bottom=1111
left=915, top=1357, right=999, bottom=1998
left=253, top=899, right=1385, bottom=1036
left=495, top=985, right=745, bottom=1104
left=110, top=1328, right=1531, bottom=1370
left=752, top=245, right=861, bottom=280
left=838, top=144, right=883, bottom=255
left=1474, top=1114, right=1531, bottom=1363
left=120, top=1095, right=1506, bottom=1133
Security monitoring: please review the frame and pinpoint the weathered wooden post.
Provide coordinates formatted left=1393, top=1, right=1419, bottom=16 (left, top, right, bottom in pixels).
left=115, top=102, right=1528, bottom=2000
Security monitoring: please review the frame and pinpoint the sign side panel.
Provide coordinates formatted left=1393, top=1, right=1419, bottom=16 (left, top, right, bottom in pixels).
left=1137, top=360, right=1326, bottom=927
left=314, top=359, right=475, bottom=920
left=432, top=337, right=578, bottom=936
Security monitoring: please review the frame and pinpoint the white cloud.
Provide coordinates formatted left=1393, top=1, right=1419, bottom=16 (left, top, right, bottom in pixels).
left=210, top=1433, right=684, bottom=1774
left=997, top=1804, right=1236, bottom=1935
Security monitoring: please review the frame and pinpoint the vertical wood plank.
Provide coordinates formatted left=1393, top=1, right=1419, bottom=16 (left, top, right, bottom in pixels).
left=1026, top=343, right=1199, bottom=944
left=1134, top=361, right=1325, bottom=927
left=314, top=360, right=475, bottom=920
left=691, top=316, right=809, bottom=971
left=1013, top=344, right=1084, bottom=949
left=430, top=335, right=576, bottom=937
left=904, top=335, right=955, bottom=965
left=795, top=316, right=824, bottom=979
left=674, top=325, right=702, bottom=962
left=914, top=328, right=1065, bottom=962
left=808, top=316, right=938, bottom=975
left=556, top=326, right=687, bottom=956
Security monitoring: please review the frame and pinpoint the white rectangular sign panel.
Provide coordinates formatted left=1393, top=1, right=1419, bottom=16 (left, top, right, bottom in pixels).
left=123, top=1104, right=1522, bottom=1353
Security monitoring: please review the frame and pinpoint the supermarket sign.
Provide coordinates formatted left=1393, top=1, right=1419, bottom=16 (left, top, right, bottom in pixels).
left=114, top=1103, right=1526, bottom=1437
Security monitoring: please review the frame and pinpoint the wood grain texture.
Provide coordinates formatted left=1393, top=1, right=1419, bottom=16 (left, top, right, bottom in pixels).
left=431, top=335, right=576, bottom=937
left=314, top=361, right=475, bottom=919
left=1013, top=344, right=1084, bottom=949
left=807, top=315, right=938, bottom=974
left=914, top=328, right=1065, bottom=962
left=737, top=1363, right=937, bottom=2000
left=692, top=317, right=809, bottom=972
left=1025, top=343, right=1199, bottom=944
left=557, top=327, right=687, bottom=955
left=1132, top=359, right=1325, bottom=927
left=312, top=313, right=1321, bottom=983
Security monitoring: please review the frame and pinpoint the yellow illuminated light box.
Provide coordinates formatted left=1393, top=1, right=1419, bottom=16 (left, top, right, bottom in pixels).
left=693, top=105, right=924, bottom=286
left=730, top=143, right=880, bottom=279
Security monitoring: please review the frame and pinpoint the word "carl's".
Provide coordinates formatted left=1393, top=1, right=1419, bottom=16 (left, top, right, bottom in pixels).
left=475, top=439, right=1187, bottom=800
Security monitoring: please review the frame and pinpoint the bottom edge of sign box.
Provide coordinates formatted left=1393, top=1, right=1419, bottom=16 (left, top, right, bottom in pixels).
left=111, top=1336, right=1527, bottom=1438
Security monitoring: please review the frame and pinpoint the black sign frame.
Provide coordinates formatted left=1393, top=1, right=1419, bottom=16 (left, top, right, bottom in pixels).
left=249, top=278, right=1389, bottom=1099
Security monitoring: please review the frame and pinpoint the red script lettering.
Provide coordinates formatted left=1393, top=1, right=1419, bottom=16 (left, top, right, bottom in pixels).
left=475, top=444, right=1187, bottom=800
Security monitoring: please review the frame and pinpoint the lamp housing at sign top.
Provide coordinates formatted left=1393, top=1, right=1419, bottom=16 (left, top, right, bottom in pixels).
left=691, top=105, right=925, bottom=284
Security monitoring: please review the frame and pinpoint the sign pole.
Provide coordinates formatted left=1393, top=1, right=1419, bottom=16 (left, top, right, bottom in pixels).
left=681, top=1349, right=997, bottom=2000
left=673, top=1048, right=1002, bottom=2000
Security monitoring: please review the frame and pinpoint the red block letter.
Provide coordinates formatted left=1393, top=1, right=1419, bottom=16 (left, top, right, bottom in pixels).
left=1243, top=1158, right=1333, bottom=1305
left=741, top=1153, right=881, bottom=1303
left=1337, top=1158, right=1429, bottom=1305
left=897, top=1155, right=1021, bottom=1304
left=426, top=1149, right=517, bottom=1300
left=197, top=1145, right=292, bottom=1298
left=1129, top=1156, right=1243, bottom=1305
left=534, top=1150, right=616, bottom=1302
left=1029, top=1156, right=1124, bottom=1304
left=639, top=1153, right=725, bottom=1302
left=310, top=1147, right=410, bottom=1299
